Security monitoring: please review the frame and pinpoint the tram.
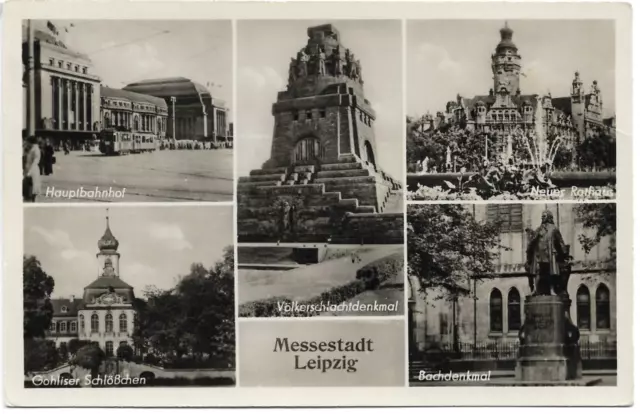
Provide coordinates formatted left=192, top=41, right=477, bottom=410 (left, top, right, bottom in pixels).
left=99, top=129, right=158, bottom=155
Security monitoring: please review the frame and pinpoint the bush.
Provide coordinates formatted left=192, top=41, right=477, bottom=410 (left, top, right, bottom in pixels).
left=72, top=344, right=105, bottom=376
left=240, top=252, right=404, bottom=317
left=116, top=343, right=134, bottom=361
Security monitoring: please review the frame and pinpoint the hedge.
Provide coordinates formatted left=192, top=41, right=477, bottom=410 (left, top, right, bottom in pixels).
left=239, top=252, right=404, bottom=317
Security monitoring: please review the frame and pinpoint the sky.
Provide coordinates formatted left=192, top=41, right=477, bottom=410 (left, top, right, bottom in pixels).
left=24, top=206, right=233, bottom=299
left=36, top=20, right=233, bottom=111
left=236, top=20, right=403, bottom=179
left=407, top=20, right=616, bottom=119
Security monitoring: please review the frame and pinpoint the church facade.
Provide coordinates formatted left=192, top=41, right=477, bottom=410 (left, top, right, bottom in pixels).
left=418, top=23, right=615, bottom=163
left=408, top=203, right=616, bottom=355
left=46, top=215, right=136, bottom=356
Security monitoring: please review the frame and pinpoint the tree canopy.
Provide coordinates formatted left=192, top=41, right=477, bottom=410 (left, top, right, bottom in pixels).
left=132, top=246, right=235, bottom=368
left=408, top=205, right=504, bottom=297
left=23, top=255, right=55, bottom=339
left=407, top=118, right=496, bottom=173
left=574, top=203, right=617, bottom=261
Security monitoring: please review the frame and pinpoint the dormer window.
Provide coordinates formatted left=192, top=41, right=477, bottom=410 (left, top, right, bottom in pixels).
left=82, top=67, right=88, bottom=74
left=319, top=109, right=326, bottom=118
left=74, top=65, right=79, bottom=72
left=293, top=112, right=299, bottom=121
left=67, top=63, right=72, bottom=70
left=49, top=58, right=55, bottom=66
left=58, top=61, right=63, bottom=68
left=61, top=306, right=68, bottom=313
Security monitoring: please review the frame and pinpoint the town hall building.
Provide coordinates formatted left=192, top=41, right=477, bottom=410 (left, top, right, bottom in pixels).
left=46, top=213, right=136, bottom=356
left=416, top=23, right=615, bottom=164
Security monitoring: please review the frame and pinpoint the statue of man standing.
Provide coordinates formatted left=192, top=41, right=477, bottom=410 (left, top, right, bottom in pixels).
left=525, top=210, right=568, bottom=296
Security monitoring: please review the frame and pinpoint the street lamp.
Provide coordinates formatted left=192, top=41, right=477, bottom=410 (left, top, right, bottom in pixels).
left=170, top=96, right=176, bottom=140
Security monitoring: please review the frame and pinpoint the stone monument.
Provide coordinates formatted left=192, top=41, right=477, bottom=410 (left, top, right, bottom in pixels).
left=516, top=210, right=583, bottom=383
left=238, top=24, right=402, bottom=244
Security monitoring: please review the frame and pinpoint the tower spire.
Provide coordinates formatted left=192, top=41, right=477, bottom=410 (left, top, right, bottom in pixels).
left=106, top=208, right=110, bottom=228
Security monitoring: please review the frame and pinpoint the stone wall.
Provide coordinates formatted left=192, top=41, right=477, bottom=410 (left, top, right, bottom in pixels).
left=266, top=85, right=376, bottom=169
left=334, top=212, right=405, bottom=244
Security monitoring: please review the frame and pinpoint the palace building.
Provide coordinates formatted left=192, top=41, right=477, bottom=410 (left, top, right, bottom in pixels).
left=418, top=23, right=616, bottom=162
left=47, top=214, right=136, bottom=356
left=408, top=203, right=616, bottom=355
left=123, top=77, right=230, bottom=142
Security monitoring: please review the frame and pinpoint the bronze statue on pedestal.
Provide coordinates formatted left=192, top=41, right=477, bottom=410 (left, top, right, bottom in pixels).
left=525, top=209, right=570, bottom=297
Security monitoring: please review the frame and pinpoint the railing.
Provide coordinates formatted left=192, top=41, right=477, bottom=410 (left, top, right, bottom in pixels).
left=417, top=340, right=617, bottom=362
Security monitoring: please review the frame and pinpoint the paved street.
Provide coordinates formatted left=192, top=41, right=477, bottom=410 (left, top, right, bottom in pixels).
left=38, top=149, right=233, bottom=202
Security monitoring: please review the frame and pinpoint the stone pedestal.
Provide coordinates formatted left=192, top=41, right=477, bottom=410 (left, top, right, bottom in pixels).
left=515, top=295, right=581, bottom=382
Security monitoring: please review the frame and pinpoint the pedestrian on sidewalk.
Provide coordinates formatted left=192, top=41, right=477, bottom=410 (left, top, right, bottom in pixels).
left=23, top=136, right=42, bottom=202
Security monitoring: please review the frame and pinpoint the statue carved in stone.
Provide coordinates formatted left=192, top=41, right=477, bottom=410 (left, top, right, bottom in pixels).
left=288, top=58, right=297, bottom=85
left=346, top=52, right=357, bottom=79
left=525, top=210, right=571, bottom=297
left=332, top=46, right=344, bottom=76
left=355, top=60, right=362, bottom=82
left=297, top=49, right=309, bottom=77
left=317, top=48, right=326, bottom=76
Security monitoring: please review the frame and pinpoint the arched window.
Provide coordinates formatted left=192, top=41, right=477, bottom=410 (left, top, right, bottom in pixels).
left=60, top=321, right=67, bottom=332
left=104, top=113, right=110, bottom=128
left=489, top=289, right=503, bottom=333
left=105, top=341, right=114, bottom=357
left=50, top=322, right=56, bottom=332
left=133, top=116, right=139, bottom=131
left=507, top=288, right=521, bottom=331
left=79, top=315, right=84, bottom=332
left=91, top=313, right=99, bottom=333
left=596, top=284, right=611, bottom=330
left=105, top=313, right=113, bottom=332
left=70, top=321, right=77, bottom=333
left=119, top=314, right=128, bottom=333
left=577, top=285, right=591, bottom=330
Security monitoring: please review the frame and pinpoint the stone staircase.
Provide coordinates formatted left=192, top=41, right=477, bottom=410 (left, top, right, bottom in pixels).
left=238, top=153, right=400, bottom=214
left=237, top=154, right=403, bottom=243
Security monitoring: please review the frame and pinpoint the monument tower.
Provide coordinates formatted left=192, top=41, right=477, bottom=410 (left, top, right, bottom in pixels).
left=238, top=24, right=402, bottom=244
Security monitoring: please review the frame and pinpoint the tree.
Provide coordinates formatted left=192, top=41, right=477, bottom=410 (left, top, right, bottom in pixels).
left=134, top=246, right=236, bottom=368
left=24, top=338, right=59, bottom=374
left=406, top=118, right=497, bottom=173
left=116, top=343, right=134, bottom=361
left=59, top=342, right=69, bottom=362
left=574, top=203, right=616, bottom=261
left=577, top=132, right=616, bottom=169
left=72, top=344, right=105, bottom=378
left=408, top=204, right=504, bottom=297
left=67, top=339, right=92, bottom=357
left=23, top=256, right=55, bottom=339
